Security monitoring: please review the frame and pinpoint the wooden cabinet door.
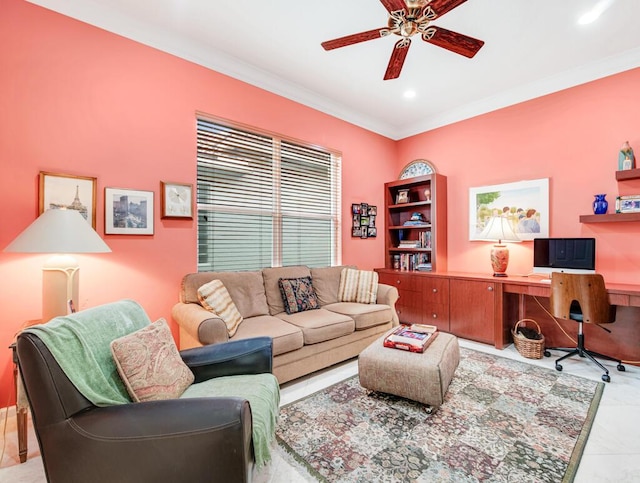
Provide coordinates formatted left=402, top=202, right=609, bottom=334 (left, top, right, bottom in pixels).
left=422, top=278, right=450, bottom=331
left=378, top=272, right=423, bottom=324
left=449, top=279, right=496, bottom=344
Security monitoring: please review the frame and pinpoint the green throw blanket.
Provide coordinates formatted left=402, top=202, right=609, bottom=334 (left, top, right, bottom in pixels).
left=181, top=373, right=280, bottom=467
left=22, top=299, right=151, bottom=406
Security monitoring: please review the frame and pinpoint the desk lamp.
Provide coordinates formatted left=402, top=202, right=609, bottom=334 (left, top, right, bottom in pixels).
left=478, top=216, right=520, bottom=277
left=4, top=209, right=111, bottom=321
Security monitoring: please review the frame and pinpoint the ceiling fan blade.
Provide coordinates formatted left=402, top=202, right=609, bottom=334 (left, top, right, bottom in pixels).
left=428, top=0, right=469, bottom=18
left=422, top=26, right=484, bottom=58
left=384, top=39, right=411, bottom=80
left=380, top=0, right=408, bottom=15
left=322, top=28, right=390, bottom=51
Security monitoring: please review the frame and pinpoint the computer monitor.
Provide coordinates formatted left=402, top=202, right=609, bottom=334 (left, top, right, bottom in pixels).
left=533, top=238, right=596, bottom=274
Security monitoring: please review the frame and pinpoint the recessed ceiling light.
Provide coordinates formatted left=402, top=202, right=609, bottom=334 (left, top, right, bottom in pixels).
left=578, top=0, right=614, bottom=25
left=403, top=90, right=417, bottom=99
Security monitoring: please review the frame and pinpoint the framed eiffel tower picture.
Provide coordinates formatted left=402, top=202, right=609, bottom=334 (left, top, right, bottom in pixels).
left=39, top=171, right=97, bottom=228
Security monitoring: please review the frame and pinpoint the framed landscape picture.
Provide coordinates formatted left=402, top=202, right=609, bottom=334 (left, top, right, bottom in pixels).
left=39, top=171, right=97, bottom=228
left=105, top=187, right=154, bottom=235
left=469, top=178, right=549, bottom=241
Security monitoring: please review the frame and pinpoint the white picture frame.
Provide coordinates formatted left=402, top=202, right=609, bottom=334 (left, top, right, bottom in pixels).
left=469, top=178, right=549, bottom=241
left=105, top=187, right=154, bottom=235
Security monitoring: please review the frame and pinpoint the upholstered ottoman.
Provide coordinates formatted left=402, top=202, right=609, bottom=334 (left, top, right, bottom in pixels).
left=358, top=331, right=460, bottom=411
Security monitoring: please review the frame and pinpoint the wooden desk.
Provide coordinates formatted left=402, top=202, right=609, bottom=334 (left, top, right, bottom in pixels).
left=376, top=269, right=640, bottom=363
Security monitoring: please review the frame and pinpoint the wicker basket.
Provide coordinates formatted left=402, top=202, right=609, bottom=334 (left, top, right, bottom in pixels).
left=512, top=318, right=545, bottom=359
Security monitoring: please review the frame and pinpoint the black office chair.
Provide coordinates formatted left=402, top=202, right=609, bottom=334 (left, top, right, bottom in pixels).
left=543, top=272, right=625, bottom=382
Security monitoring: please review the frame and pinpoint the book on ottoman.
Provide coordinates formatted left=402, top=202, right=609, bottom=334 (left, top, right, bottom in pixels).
left=384, top=325, right=439, bottom=353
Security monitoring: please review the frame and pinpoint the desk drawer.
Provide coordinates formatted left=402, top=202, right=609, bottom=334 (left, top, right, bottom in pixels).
left=422, top=278, right=449, bottom=304
left=378, top=272, right=422, bottom=292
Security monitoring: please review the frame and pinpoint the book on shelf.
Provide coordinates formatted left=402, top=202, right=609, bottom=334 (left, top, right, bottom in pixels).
left=383, top=324, right=439, bottom=353
left=397, top=253, right=430, bottom=271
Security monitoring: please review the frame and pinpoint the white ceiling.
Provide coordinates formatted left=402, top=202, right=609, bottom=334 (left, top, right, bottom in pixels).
left=27, top=0, right=640, bottom=140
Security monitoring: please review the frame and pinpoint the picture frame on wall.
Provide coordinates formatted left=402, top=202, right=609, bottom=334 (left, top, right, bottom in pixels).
left=469, top=178, right=549, bottom=241
left=105, top=187, right=154, bottom=235
left=39, top=171, right=97, bottom=228
left=161, top=181, right=193, bottom=219
left=351, top=202, right=377, bottom=237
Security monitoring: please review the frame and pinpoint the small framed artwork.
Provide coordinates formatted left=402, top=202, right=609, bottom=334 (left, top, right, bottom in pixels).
left=161, top=181, right=193, bottom=219
left=616, top=195, right=640, bottom=213
left=396, top=189, right=410, bottom=204
left=39, top=171, right=97, bottom=228
left=105, top=187, right=154, bottom=235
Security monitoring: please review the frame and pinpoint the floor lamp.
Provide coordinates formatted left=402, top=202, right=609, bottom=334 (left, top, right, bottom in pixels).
left=4, top=209, right=111, bottom=322
left=478, top=216, right=520, bottom=277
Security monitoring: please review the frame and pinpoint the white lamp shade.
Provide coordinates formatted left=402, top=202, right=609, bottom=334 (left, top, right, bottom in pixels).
left=4, top=209, right=111, bottom=254
left=4, top=209, right=111, bottom=321
left=478, top=216, right=520, bottom=243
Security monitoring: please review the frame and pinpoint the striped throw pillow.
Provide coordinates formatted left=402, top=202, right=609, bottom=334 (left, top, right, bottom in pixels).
left=338, top=268, right=378, bottom=304
left=197, top=279, right=243, bottom=337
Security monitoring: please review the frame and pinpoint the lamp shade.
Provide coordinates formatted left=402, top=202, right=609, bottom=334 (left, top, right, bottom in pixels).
left=477, top=216, right=520, bottom=243
left=4, top=209, right=111, bottom=254
left=5, top=209, right=111, bottom=321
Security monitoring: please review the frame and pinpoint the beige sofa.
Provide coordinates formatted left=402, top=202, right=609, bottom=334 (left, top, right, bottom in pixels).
left=172, top=265, right=399, bottom=383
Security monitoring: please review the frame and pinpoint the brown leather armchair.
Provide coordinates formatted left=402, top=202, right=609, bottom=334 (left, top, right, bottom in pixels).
left=17, top=332, right=274, bottom=483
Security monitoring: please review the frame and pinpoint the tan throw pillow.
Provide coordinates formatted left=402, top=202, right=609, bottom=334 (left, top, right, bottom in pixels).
left=338, top=268, right=379, bottom=304
left=110, top=318, right=194, bottom=402
left=197, top=279, right=243, bottom=337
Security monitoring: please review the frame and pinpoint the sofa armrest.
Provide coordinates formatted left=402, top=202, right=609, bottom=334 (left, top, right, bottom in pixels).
left=172, top=302, right=229, bottom=346
left=377, top=283, right=400, bottom=326
left=180, top=337, right=273, bottom=383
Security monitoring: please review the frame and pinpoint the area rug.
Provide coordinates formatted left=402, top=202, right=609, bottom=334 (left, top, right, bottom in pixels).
left=276, top=347, right=604, bottom=482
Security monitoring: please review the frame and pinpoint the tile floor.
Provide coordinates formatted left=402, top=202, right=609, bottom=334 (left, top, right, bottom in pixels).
left=1, top=339, right=639, bottom=482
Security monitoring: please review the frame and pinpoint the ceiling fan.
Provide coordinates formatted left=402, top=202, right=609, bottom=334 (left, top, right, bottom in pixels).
left=321, top=0, right=484, bottom=80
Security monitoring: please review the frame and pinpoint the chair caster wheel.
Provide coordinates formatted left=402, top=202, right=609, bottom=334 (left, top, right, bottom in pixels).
left=544, top=350, right=551, bottom=357
left=555, top=363, right=562, bottom=372
left=617, top=364, right=626, bottom=372
left=602, top=374, right=611, bottom=383
left=424, top=406, right=433, bottom=414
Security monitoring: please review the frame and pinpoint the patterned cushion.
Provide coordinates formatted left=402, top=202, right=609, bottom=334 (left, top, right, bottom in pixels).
left=197, top=279, right=244, bottom=337
left=338, top=268, right=379, bottom=304
left=110, top=318, right=194, bottom=402
left=278, top=276, right=320, bottom=314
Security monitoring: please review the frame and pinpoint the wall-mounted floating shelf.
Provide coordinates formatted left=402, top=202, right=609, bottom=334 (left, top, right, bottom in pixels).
left=615, top=169, right=640, bottom=181
left=579, top=213, right=640, bottom=223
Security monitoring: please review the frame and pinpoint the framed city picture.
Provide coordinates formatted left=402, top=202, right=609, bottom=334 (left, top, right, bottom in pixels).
left=105, top=187, right=154, bottom=235
left=39, top=171, right=97, bottom=228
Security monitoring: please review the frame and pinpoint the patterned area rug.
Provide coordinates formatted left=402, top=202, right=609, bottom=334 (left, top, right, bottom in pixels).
left=276, top=348, right=603, bottom=482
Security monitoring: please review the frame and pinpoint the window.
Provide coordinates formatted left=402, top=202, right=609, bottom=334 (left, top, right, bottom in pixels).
left=196, top=116, right=341, bottom=272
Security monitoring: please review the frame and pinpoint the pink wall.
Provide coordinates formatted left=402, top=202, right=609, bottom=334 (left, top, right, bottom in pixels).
left=0, top=0, right=396, bottom=403
left=397, top=68, right=640, bottom=282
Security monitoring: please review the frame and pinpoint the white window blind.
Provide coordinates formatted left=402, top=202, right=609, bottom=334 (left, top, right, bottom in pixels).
left=197, top=116, right=341, bottom=272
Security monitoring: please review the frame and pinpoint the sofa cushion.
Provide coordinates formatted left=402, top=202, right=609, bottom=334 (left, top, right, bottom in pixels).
left=324, top=302, right=393, bottom=330
left=232, top=315, right=304, bottom=356
left=197, top=279, right=243, bottom=337
left=310, top=265, right=356, bottom=306
left=181, top=271, right=269, bottom=318
left=338, top=268, right=379, bottom=304
left=278, top=276, right=320, bottom=314
left=110, top=318, right=194, bottom=402
left=276, top=308, right=355, bottom=345
left=262, top=266, right=311, bottom=315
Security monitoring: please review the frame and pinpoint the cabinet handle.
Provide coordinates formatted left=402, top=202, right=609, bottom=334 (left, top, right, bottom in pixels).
left=396, top=280, right=401, bottom=285
left=432, top=288, right=437, bottom=293
left=432, top=313, right=437, bottom=319
left=487, top=286, right=494, bottom=292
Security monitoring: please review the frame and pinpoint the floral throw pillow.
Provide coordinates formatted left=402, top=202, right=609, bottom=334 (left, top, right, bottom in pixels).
left=110, top=318, right=194, bottom=402
left=278, top=276, right=320, bottom=314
